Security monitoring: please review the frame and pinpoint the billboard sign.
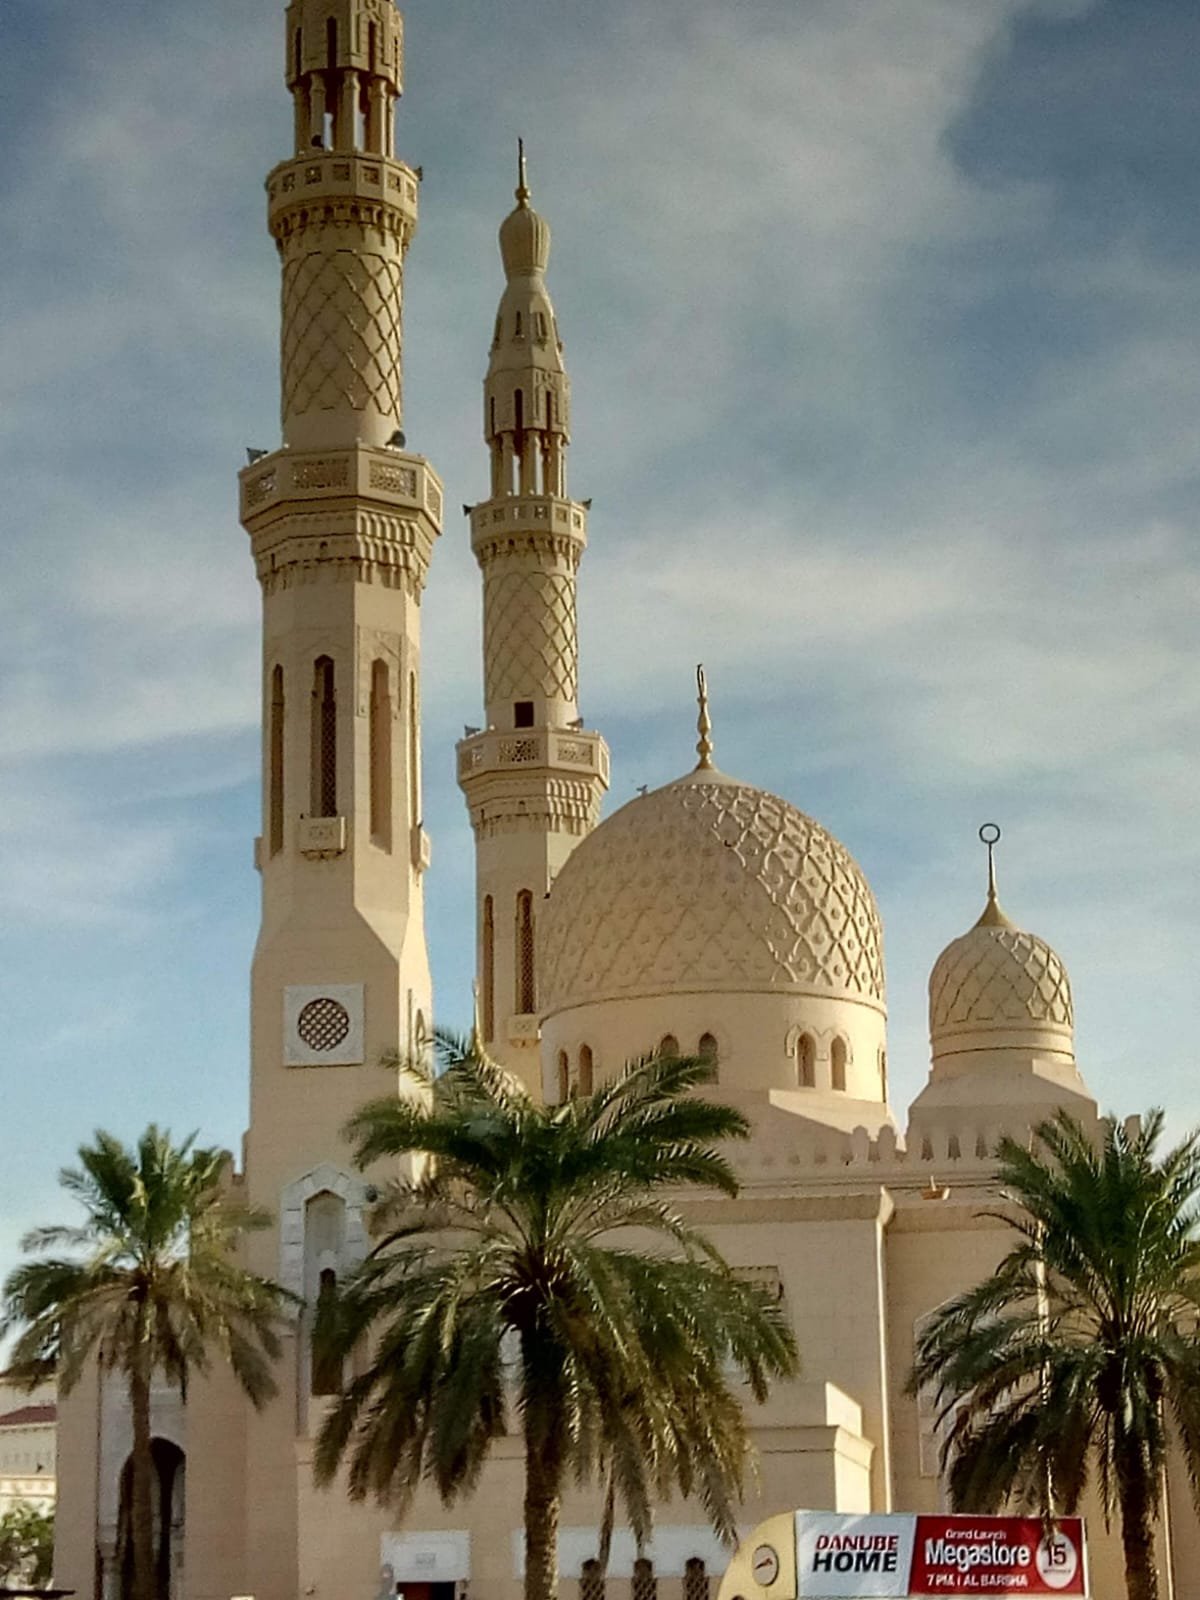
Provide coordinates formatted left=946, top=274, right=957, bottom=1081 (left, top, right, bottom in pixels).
left=794, top=1512, right=1086, bottom=1597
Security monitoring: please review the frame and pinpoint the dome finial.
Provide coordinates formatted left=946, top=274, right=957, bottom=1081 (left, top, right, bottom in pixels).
left=695, top=663, right=714, bottom=770
left=974, top=822, right=1013, bottom=928
left=516, top=137, right=531, bottom=208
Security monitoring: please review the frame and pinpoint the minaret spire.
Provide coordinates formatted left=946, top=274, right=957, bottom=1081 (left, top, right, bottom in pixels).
left=695, top=664, right=714, bottom=770
left=457, top=165, right=609, bottom=1093
left=974, top=823, right=1015, bottom=929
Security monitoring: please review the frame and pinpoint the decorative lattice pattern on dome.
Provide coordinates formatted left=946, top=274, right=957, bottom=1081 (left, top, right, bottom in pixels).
left=297, top=997, right=352, bottom=1052
left=929, top=926, right=1073, bottom=1034
left=540, top=778, right=884, bottom=1012
left=281, top=249, right=404, bottom=423
left=485, top=568, right=578, bottom=705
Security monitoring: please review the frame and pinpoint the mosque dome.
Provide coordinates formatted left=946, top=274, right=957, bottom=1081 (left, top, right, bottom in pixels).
left=540, top=765, right=885, bottom=1017
left=927, top=830, right=1073, bottom=1072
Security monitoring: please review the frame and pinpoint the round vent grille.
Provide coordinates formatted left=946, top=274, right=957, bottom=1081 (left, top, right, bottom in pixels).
left=297, top=997, right=351, bottom=1052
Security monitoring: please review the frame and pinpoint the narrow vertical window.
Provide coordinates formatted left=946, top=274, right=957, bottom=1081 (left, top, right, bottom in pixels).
left=293, top=28, right=303, bottom=81
left=311, top=1268, right=341, bottom=1396
left=684, top=1560, right=709, bottom=1600
left=632, top=1559, right=656, bottom=1600
left=516, top=890, right=535, bottom=1014
left=556, top=1050, right=569, bottom=1104
left=269, top=665, right=285, bottom=856
left=369, top=659, right=392, bottom=848
left=659, top=1034, right=679, bottom=1058
left=797, top=1032, right=816, bottom=1088
left=578, top=1044, right=593, bottom=1095
left=408, top=671, right=420, bottom=826
left=311, top=656, right=337, bottom=816
left=482, top=896, right=495, bottom=1043
left=581, top=1560, right=605, bottom=1600
left=879, top=1047, right=888, bottom=1099
left=831, top=1036, right=847, bottom=1092
left=698, top=1032, right=719, bottom=1076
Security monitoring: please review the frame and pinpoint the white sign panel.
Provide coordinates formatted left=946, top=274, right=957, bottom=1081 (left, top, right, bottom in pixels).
left=795, top=1513, right=915, bottom=1597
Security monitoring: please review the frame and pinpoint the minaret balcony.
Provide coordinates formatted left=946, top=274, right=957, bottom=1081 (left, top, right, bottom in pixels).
left=469, top=495, right=586, bottom=559
left=266, top=152, right=419, bottom=241
left=456, top=727, right=609, bottom=786
left=240, top=444, right=444, bottom=526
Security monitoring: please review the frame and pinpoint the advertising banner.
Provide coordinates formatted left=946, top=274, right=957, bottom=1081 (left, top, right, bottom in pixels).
left=794, top=1512, right=1086, bottom=1597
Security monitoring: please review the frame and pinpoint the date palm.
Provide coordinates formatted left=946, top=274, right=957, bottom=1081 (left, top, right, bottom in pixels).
left=313, top=1033, right=798, bottom=1600
left=2, top=1128, right=294, bottom=1600
left=909, top=1108, right=1200, bottom=1600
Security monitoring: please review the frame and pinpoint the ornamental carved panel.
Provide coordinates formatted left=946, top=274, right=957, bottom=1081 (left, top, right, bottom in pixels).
left=484, top=567, right=578, bottom=705
left=281, top=247, right=404, bottom=424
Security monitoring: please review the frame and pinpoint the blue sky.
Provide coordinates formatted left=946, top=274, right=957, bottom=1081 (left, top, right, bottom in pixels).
left=1, top=0, right=1198, bottom=1284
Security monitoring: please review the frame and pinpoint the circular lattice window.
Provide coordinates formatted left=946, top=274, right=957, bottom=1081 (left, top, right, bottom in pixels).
left=296, top=997, right=351, bottom=1052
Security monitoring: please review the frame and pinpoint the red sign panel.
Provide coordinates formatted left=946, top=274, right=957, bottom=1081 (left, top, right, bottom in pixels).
left=909, top=1516, right=1085, bottom=1595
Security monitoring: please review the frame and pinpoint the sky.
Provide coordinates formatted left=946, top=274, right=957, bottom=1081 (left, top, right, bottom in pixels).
left=1, top=0, right=1198, bottom=1289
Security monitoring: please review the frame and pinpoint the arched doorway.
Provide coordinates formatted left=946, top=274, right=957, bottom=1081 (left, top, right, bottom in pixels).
left=117, top=1438, right=185, bottom=1600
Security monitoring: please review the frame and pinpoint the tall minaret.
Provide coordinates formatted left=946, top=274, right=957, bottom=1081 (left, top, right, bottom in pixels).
left=457, top=148, right=609, bottom=1092
left=236, top=0, right=441, bottom=1509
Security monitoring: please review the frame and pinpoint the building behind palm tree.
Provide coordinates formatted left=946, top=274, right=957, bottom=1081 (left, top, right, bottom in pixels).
left=50, top=2, right=1199, bottom=1598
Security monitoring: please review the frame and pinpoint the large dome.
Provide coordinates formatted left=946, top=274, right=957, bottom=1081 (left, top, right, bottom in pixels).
left=539, top=766, right=885, bottom=1017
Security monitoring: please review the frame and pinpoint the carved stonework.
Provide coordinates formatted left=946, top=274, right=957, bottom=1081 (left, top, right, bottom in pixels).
left=356, top=626, right=403, bottom=715
left=929, top=925, right=1074, bottom=1034
left=539, top=772, right=886, bottom=1014
left=280, top=248, right=404, bottom=424
left=484, top=567, right=578, bottom=705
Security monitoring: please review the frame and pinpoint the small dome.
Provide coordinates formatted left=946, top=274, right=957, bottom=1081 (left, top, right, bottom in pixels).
left=540, top=766, right=885, bottom=1017
left=929, top=893, right=1073, bottom=1054
left=499, top=159, right=550, bottom=280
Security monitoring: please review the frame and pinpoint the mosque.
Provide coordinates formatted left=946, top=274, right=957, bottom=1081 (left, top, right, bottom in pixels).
left=51, top=3, right=1197, bottom=1598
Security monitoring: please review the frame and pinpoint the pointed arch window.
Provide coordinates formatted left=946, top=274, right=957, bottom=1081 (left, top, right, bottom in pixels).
left=369, top=659, right=392, bottom=848
left=632, top=1559, right=657, bottom=1600
left=311, top=656, right=337, bottom=817
left=831, top=1036, right=847, bottom=1092
left=659, top=1034, right=679, bottom=1059
left=580, top=1561, right=605, bottom=1600
left=684, top=1560, right=710, bottom=1600
left=797, top=1032, right=816, bottom=1088
left=516, top=890, right=536, bottom=1014
left=269, top=665, right=285, bottom=855
left=578, top=1044, right=593, bottom=1095
left=698, top=1032, right=719, bottom=1079
left=556, top=1050, right=569, bottom=1104
left=311, top=1268, right=342, bottom=1395
left=482, top=896, right=495, bottom=1043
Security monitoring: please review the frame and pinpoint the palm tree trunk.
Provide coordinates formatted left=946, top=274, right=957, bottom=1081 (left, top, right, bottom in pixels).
left=596, top=1468, right=615, bottom=1575
left=129, top=1352, right=158, bottom=1600
left=522, top=1336, right=565, bottom=1600
left=1117, top=1447, right=1160, bottom=1600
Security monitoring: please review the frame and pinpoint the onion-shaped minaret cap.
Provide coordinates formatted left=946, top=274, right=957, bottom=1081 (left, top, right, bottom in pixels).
left=499, top=139, right=551, bottom=279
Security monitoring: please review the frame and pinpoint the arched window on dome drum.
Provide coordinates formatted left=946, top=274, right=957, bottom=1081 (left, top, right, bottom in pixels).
left=556, top=1050, right=569, bottom=1104
left=481, top=896, right=495, bottom=1043
left=684, top=1559, right=710, bottom=1600
left=311, top=656, right=337, bottom=817
left=516, top=890, right=536, bottom=1014
left=369, top=659, right=392, bottom=849
left=659, top=1034, right=679, bottom=1059
left=269, top=665, right=285, bottom=856
left=831, top=1036, right=847, bottom=1092
left=578, top=1044, right=593, bottom=1095
left=797, top=1032, right=816, bottom=1088
left=698, top=1032, right=719, bottom=1080
left=632, top=1558, right=657, bottom=1600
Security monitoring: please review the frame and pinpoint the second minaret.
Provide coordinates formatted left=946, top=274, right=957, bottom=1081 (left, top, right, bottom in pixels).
left=458, top=152, right=609, bottom=1092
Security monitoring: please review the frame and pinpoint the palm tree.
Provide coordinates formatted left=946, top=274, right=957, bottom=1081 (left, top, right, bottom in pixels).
left=909, top=1108, right=1200, bottom=1600
left=1, top=1128, right=295, bottom=1600
left=313, top=1033, right=798, bottom=1600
